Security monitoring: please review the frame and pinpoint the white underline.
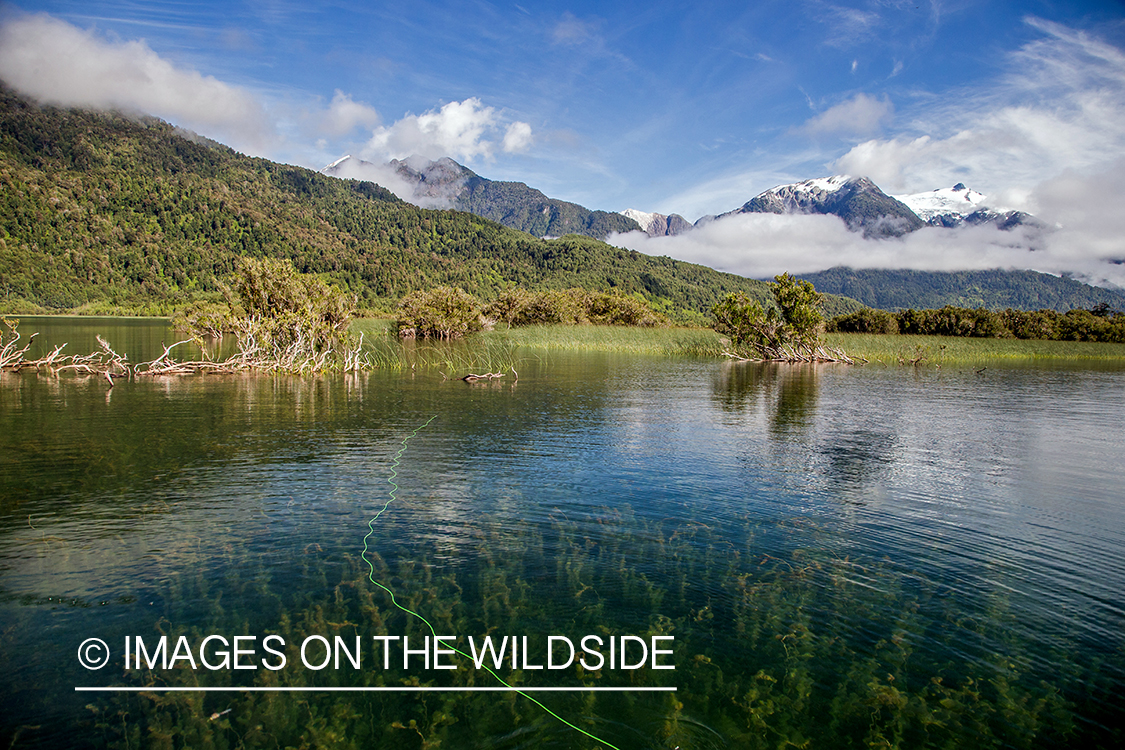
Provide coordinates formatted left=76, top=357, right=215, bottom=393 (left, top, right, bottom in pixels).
left=75, top=686, right=676, bottom=693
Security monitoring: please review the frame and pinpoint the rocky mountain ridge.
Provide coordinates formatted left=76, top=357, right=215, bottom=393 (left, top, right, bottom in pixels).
left=322, top=155, right=640, bottom=240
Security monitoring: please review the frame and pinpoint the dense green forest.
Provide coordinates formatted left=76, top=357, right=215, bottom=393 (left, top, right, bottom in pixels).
left=801, top=267, right=1125, bottom=313
left=828, top=304, right=1125, bottom=343
left=0, top=85, right=863, bottom=322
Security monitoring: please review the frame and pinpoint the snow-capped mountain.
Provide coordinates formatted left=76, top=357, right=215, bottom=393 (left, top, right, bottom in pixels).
left=723, top=175, right=924, bottom=238
left=893, top=183, right=987, bottom=226
left=620, top=209, right=692, bottom=237
left=892, top=183, right=1038, bottom=230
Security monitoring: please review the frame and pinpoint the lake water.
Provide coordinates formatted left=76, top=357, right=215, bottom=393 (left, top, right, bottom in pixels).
left=1, top=318, right=1123, bottom=749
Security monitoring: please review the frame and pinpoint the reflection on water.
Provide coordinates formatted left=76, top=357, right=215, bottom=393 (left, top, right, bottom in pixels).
left=1, top=321, right=1124, bottom=749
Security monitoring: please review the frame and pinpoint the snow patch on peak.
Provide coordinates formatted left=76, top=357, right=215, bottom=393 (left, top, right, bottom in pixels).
left=769, top=175, right=854, bottom=196
left=894, top=184, right=988, bottom=223
left=323, top=154, right=352, bottom=171
left=621, top=208, right=660, bottom=234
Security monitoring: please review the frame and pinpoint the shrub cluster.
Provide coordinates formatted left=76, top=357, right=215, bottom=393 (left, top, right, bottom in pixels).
left=395, top=287, right=668, bottom=339
left=396, top=286, right=485, bottom=340
left=489, top=288, right=667, bottom=328
left=172, top=258, right=359, bottom=371
left=711, top=273, right=845, bottom=361
left=827, top=304, right=1125, bottom=343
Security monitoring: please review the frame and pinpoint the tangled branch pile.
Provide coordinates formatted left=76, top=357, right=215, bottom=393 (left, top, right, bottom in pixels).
left=712, top=273, right=857, bottom=364
left=174, top=258, right=369, bottom=373
left=4, top=259, right=371, bottom=380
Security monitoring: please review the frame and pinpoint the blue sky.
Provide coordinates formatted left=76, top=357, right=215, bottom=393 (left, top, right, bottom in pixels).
left=2, top=1, right=1125, bottom=284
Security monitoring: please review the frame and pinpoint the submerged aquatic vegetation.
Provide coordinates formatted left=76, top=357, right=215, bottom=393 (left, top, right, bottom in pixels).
left=84, top=503, right=1109, bottom=749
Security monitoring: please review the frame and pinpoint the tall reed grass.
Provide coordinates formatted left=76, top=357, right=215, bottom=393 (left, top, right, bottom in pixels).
left=351, top=320, right=1125, bottom=370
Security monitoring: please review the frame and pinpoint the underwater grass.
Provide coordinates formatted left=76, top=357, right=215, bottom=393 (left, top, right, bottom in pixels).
left=86, top=507, right=1111, bottom=749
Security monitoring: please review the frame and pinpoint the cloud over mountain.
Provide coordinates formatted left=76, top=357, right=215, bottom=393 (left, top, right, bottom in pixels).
left=0, top=11, right=273, bottom=152
left=361, top=98, right=532, bottom=164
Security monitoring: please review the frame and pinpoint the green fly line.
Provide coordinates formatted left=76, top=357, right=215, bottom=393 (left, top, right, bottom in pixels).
left=360, top=415, right=624, bottom=750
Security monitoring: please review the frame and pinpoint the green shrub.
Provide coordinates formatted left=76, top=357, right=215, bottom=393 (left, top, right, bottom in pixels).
left=896, top=306, right=1011, bottom=338
left=396, top=286, right=484, bottom=340
left=827, top=308, right=899, bottom=334
left=711, top=274, right=826, bottom=359
left=586, top=291, right=668, bottom=326
left=510, top=289, right=587, bottom=325
left=482, top=288, right=668, bottom=328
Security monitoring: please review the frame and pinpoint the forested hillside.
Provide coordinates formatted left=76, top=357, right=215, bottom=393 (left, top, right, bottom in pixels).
left=0, top=86, right=861, bottom=321
left=801, top=267, right=1125, bottom=312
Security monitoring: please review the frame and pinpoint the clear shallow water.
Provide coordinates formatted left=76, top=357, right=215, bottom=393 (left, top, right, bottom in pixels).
left=1, top=320, right=1123, bottom=749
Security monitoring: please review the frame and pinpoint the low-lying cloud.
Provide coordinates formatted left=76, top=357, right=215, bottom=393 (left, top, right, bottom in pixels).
left=0, top=11, right=274, bottom=153
left=608, top=172, right=1125, bottom=290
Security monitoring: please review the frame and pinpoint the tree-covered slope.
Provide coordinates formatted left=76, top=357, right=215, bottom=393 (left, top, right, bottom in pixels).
left=801, top=267, right=1125, bottom=312
left=0, top=86, right=861, bottom=321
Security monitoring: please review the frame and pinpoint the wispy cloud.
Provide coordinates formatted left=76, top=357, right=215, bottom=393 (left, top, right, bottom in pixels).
left=815, top=2, right=881, bottom=47
left=552, top=12, right=601, bottom=46
left=833, top=16, right=1125, bottom=198
left=798, top=93, right=894, bottom=138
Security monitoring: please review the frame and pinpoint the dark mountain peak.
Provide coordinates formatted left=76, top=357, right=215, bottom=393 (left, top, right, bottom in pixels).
left=729, top=175, right=924, bottom=238
left=327, top=155, right=640, bottom=239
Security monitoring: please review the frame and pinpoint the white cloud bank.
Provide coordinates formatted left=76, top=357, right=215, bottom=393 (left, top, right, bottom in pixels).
left=361, top=98, right=532, bottom=164
left=0, top=11, right=274, bottom=153
left=833, top=17, right=1125, bottom=200
left=0, top=11, right=532, bottom=170
left=628, top=17, right=1125, bottom=290
left=609, top=156, right=1125, bottom=289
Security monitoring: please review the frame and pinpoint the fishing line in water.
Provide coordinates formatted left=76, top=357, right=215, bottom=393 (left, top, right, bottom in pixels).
left=361, top=415, right=624, bottom=750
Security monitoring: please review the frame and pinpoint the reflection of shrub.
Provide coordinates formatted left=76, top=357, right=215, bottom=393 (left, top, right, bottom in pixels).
left=827, top=308, right=899, bottom=335
left=396, top=286, right=484, bottom=340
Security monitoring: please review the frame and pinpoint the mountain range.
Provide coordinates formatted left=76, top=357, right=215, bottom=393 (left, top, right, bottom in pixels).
left=325, top=155, right=1041, bottom=243
left=660, top=176, right=1038, bottom=238
left=3, top=84, right=865, bottom=322
left=323, top=155, right=641, bottom=239
left=319, top=155, right=1120, bottom=312
left=0, top=80, right=1116, bottom=318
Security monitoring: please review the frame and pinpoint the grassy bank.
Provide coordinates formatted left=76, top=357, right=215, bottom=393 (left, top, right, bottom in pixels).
left=827, top=332, right=1125, bottom=366
left=352, top=321, right=1125, bottom=365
